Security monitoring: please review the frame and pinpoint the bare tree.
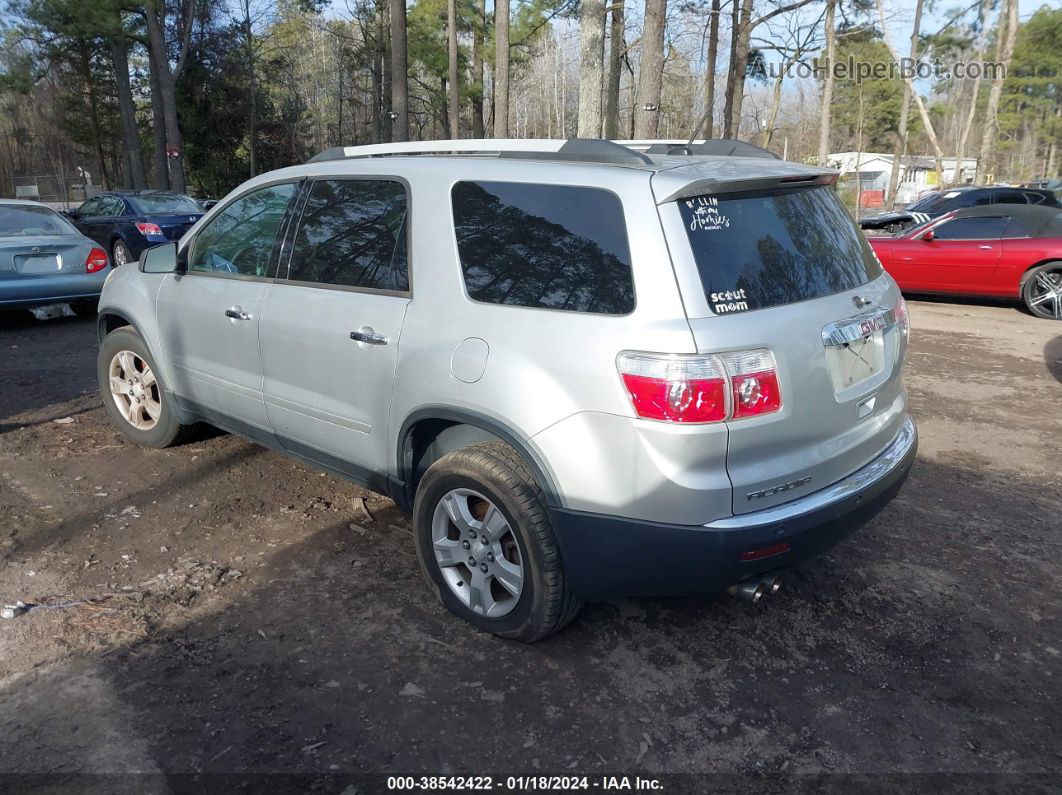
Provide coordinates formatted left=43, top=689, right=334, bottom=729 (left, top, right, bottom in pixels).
left=817, top=0, right=835, bottom=165
left=954, top=0, right=994, bottom=185
left=978, top=0, right=1019, bottom=183
left=884, top=0, right=924, bottom=206
left=604, top=0, right=625, bottom=139
left=875, top=0, right=944, bottom=179
left=577, top=0, right=607, bottom=137
left=495, top=0, right=510, bottom=137
left=633, top=0, right=666, bottom=138
left=143, top=0, right=195, bottom=194
left=108, top=28, right=147, bottom=189
left=701, top=0, right=721, bottom=138
left=447, top=0, right=459, bottom=137
left=472, top=0, right=485, bottom=137
left=391, top=0, right=409, bottom=141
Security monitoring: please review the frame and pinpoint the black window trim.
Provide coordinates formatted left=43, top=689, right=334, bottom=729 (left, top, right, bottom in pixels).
left=275, top=174, right=413, bottom=299
left=449, top=178, right=637, bottom=317
left=179, top=177, right=303, bottom=284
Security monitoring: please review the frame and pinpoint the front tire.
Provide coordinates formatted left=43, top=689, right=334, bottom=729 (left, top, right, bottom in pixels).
left=1022, top=262, right=1062, bottom=320
left=112, top=240, right=132, bottom=267
left=413, top=441, right=582, bottom=642
left=97, top=327, right=196, bottom=448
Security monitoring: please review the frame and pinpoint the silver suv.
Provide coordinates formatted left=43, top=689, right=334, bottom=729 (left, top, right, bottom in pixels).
left=96, top=139, right=917, bottom=641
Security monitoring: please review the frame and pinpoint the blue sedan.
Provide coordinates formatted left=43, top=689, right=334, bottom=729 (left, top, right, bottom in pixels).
left=69, top=191, right=204, bottom=266
left=0, top=200, right=110, bottom=315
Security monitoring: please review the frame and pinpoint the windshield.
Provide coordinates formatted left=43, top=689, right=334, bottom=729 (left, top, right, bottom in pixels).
left=677, top=185, right=883, bottom=315
left=0, top=205, right=78, bottom=237
left=905, top=193, right=949, bottom=213
left=130, top=194, right=203, bottom=214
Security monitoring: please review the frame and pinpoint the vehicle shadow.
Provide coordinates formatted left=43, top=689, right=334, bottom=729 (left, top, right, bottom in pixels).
left=903, top=292, right=1025, bottom=315
left=0, top=457, right=1058, bottom=781
left=1045, top=336, right=1062, bottom=384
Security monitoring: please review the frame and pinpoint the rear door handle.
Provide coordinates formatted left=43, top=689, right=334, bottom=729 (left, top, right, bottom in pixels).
left=224, top=307, right=252, bottom=320
left=350, top=328, right=388, bottom=345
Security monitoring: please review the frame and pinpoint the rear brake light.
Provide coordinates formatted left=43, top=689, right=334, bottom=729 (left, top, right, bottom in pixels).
left=85, top=247, right=108, bottom=273
left=135, top=222, right=164, bottom=237
left=617, top=349, right=781, bottom=424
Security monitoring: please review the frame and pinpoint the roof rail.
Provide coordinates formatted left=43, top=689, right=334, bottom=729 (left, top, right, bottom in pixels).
left=307, top=138, right=653, bottom=166
left=619, top=139, right=780, bottom=160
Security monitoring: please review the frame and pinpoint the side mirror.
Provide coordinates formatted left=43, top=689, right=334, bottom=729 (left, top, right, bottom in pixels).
left=63, top=209, right=79, bottom=220
left=140, top=242, right=179, bottom=274
left=921, top=229, right=935, bottom=242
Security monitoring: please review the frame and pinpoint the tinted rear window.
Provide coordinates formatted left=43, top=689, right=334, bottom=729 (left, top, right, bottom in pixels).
left=0, top=205, right=77, bottom=236
left=678, top=186, right=883, bottom=314
left=131, top=194, right=203, bottom=214
left=452, top=181, right=635, bottom=315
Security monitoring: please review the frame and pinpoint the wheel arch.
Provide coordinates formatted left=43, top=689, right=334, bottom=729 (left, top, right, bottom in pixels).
left=97, top=309, right=135, bottom=344
left=1019, top=258, right=1062, bottom=293
left=396, top=407, right=562, bottom=511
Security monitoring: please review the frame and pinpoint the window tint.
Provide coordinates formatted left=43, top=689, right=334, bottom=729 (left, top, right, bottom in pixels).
left=1002, top=217, right=1031, bottom=238
left=132, top=194, right=204, bottom=214
left=451, top=181, right=634, bottom=314
left=956, top=191, right=993, bottom=208
left=189, top=182, right=295, bottom=277
left=101, top=196, right=126, bottom=216
left=678, top=185, right=882, bottom=315
left=932, top=217, right=1008, bottom=240
left=287, top=179, right=408, bottom=291
left=0, top=205, right=77, bottom=236
left=993, top=190, right=1028, bottom=205
left=78, top=197, right=102, bottom=218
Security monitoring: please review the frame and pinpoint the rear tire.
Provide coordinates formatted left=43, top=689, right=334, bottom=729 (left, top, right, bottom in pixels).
left=112, top=240, right=132, bottom=267
left=97, top=327, right=196, bottom=448
left=413, top=441, right=582, bottom=642
left=1022, top=262, right=1062, bottom=320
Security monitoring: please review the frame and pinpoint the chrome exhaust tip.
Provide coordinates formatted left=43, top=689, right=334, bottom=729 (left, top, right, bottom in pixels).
left=761, top=573, right=782, bottom=595
left=728, top=580, right=766, bottom=603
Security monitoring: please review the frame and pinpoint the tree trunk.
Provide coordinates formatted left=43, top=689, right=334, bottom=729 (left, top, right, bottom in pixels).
left=495, top=0, right=510, bottom=137
left=382, top=1, right=393, bottom=142
left=109, top=34, right=147, bottom=189
left=701, top=0, right=720, bottom=138
left=371, top=6, right=383, bottom=142
left=954, top=0, right=994, bottom=185
left=724, top=0, right=753, bottom=137
left=242, top=0, right=257, bottom=177
left=817, top=0, right=836, bottom=166
left=977, top=0, right=1019, bottom=183
left=144, top=0, right=187, bottom=193
left=632, top=0, right=666, bottom=138
left=472, top=0, right=485, bottom=137
left=390, top=0, right=409, bottom=141
left=78, top=42, right=110, bottom=189
left=577, top=0, right=606, bottom=138
left=447, top=0, right=459, bottom=137
left=875, top=0, right=944, bottom=181
left=885, top=0, right=923, bottom=205
left=604, top=0, right=624, bottom=139
left=722, top=0, right=741, bottom=137
left=147, top=44, right=169, bottom=189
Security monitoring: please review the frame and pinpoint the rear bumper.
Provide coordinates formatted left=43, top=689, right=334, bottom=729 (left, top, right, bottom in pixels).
left=550, top=417, right=917, bottom=599
left=0, top=271, right=108, bottom=310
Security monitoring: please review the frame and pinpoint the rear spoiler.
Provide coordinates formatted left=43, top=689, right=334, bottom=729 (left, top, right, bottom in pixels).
left=652, top=163, right=838, bottom=205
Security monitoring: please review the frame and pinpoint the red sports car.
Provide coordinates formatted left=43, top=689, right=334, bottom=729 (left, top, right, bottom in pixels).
left=868, top=204, right=1062, bottom=320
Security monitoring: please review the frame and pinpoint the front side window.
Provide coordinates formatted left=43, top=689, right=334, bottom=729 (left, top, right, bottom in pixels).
left=932, top=217, right=1008, bottom=240
left=677, top=185, right=882, bottom=315
left=451, top=181, right=635, bottom=315
left=188, top=183, right=296, bottom=276
left=287, top=179, right=408, bottom=291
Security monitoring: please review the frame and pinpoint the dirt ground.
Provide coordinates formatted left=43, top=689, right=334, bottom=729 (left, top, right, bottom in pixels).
left=0, top=297, right=1058, bottom=791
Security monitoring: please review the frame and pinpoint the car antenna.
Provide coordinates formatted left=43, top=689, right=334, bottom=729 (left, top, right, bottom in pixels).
left=683, top=106, right=714, bottom=154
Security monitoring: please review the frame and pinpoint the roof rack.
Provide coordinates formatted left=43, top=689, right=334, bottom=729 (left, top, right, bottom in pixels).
left=620, top=139, right=780, bottom=160
left=307, top=138, right=653, bottom=166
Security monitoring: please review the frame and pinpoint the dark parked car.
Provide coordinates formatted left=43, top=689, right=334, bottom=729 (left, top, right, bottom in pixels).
left=69, top=191, right=204, bottom=266
left=860, top=185, right=1060, bottom=234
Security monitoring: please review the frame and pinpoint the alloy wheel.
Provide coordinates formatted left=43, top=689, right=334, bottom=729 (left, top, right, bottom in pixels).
left=1027, top=268, right=1062, bottom=320
left=430, top=488, right=524, bottom=618
left=113, top=242, right=129, bottom=266
left=108, top=350, right=161, bottom=430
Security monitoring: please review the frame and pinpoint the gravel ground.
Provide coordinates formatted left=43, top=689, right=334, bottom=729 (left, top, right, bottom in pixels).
left=0, top=298, right=1058, bottom=791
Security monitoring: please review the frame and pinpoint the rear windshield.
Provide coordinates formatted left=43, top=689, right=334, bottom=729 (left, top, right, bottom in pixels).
left=677, top=185, right=882, bottom=315
left=130, top=194, right=203, bottom=214
left=0, top=205, right=77, bottom=237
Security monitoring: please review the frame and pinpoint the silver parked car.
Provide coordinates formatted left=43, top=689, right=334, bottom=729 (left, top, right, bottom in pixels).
left=96, top=139, right=917, bottom=641
left=0, top=200, right=110, bottom=314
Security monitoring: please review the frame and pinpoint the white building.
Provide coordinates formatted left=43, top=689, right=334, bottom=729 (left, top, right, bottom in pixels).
left=827, top=152, right=979, bottom=207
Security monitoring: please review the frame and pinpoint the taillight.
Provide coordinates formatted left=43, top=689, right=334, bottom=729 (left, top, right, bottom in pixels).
left=617, top=349, right=782, bottom=424
left=135, top=222, right=164, bottom=237
left=85, top=247, right=109, bottom=273
left=896, top=296, right=910, bottom=340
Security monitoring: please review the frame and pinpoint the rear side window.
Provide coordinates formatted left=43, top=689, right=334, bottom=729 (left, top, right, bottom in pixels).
left=993, top=190, right=1028, bottom=205
left=933, top=217, right=1008, bottom=240
left=288, top=179, right=409, bottom=292
left=451, top=181, right=635, bottom=315
left=677, top=185, right=882, bottom=315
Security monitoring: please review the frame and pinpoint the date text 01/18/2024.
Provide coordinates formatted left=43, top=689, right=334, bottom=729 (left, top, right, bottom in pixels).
left=386, top=775, right=664, bottom=791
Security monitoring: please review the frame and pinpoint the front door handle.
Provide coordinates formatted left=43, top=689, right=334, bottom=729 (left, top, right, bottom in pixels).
left=978, top=245, right=993, bottom=250
left=225, top=307, right=252, bottom=320
left=350, top=328, right=388, bottom=345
